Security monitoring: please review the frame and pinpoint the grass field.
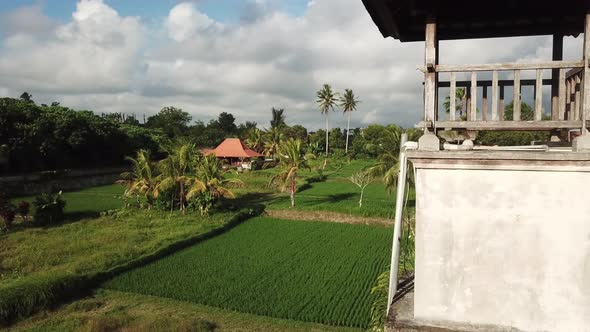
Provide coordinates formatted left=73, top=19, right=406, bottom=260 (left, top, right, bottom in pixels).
left=9, top=290, right=360, bottom=332
left=104, top=217, right=392, bottom=328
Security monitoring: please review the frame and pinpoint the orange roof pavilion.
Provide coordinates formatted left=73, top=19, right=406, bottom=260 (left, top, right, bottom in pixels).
left=206, top=138, right=263, bottom=159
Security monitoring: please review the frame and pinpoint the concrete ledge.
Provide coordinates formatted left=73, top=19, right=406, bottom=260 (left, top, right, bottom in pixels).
left=406, top=150, right=590, bottom=161
left=387, top=292, right=524, bottom=332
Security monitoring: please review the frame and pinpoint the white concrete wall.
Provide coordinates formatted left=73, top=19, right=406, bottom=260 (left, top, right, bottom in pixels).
left=414, top=166, right=590, bottom=332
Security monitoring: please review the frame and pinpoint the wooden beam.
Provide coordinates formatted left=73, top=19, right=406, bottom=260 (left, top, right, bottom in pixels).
left=583, top=12, right=590, bottom=133
left=450, top=72, right=456, bottom=121
left=491, top=71, right=498, bottom=121
left=418, top=60, right=584, bottom=73
left=424, top=19, right=437, bottom=127
left=416, top=120, right=589, bottom=131
left=559, top=68, right=566, bottom=120
left=470, top=72, right=477, bottom=121
left=514, top=70, right=521, bottom=121
left=535, top=69, right=543, bottom=121
left=552, top=34, right=564, bottom=120
left=438, top=78, right=552, bottom=88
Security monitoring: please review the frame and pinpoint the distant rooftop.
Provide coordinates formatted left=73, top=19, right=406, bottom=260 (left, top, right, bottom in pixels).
left=207, top=138, right=263, bottom=159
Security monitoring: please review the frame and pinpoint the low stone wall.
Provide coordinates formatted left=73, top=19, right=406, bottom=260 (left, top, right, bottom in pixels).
left=0, top=167, right=127, bottom=196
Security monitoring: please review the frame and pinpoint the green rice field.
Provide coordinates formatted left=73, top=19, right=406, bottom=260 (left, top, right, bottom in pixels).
left=104, top=217, right=392, bottom=328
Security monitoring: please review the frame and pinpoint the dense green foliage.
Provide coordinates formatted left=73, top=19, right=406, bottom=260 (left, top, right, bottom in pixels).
left=0, top=98, right=163, bottom=172
left=104, top=217, right=392, bottom=328
left=31, top=192, right=66, bottom=226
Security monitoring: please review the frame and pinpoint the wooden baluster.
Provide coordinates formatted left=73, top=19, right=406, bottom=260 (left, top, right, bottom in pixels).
left=535, top=69, right=543, bottom=121
left=491, top=70, right=498, bottom=121
left=471, top=72, right=477, bottom=121
left=499, top=85, right=505, bottom=121
left=482, top=85, right=488, bottom=121
left=576, top=75, right=582, bottom=121
left=559, top=68, right=566, bottom=120
left=466, top=82, right=472, bottom=121
left=570, top=78, right=577, bottom=120
left=514, top=70, right=521, bottom=121
left=450, top=72, right=456, bottom=121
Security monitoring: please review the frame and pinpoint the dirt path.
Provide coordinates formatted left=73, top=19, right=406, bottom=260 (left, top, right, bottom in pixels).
left=266, top=209, right=393, bottom=227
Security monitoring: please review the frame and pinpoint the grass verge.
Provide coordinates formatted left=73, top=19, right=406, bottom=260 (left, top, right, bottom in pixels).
left=0, top=205, right=264, bottom=326
left=9, top=290, right=360, bottom=332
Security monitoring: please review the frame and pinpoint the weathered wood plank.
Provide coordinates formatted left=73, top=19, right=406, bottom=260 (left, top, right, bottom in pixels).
left=424, top=20, right=437, bottom=126
left=535, top=69, right=543, bottom=121
left=438, top=79, right=552, bottom=88
left=559, top=68, right=566, bottom=121
left=416, top=120, right=588, bottom=131
left=470, top=72, right=477, bottom=121
left=514, top=70, right=521, bottom=121
left=418, top=60, right=584, bottom=73
left=449, top=72, right=456, bottom=121
left=491, top=71, right=498, bottom=121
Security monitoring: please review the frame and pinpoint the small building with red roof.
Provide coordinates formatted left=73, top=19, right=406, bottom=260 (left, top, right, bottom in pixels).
left=203, top=138, right=263, bottom=169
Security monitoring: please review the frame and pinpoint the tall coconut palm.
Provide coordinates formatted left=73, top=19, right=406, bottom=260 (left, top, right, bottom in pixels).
left=154, top=143, right=198, bottom=213
left=263, top=127, right=284, bottom=159
left=118, top=149, right=158, bottom=209
left=339, top=89, right=360, bottom=154
left=270, top=139, right=310, bottom=208
left=316, top=84, right=338, bottom=156
left=246, top=128, right=264, bottom=153
left=270, top=107, right=286, bottom=129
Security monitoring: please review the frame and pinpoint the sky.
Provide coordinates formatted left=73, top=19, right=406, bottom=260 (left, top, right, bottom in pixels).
left=0, top=0, right=585, bottom=129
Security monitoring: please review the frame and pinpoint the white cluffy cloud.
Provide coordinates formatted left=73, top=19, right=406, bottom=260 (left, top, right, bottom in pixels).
left=0, top=0, right=584, bottom=129
left=165, top=2, right=216, bottom=42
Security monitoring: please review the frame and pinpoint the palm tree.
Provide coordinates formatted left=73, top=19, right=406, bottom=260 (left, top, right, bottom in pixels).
left=118, top=150, right=158, bottom=209
left=443, top=87, right=466, bottom=119
left=316, top=84, right=338, bottom=156
left=339, top=89, right=360, bottom=154
left=270, top=139, right=310, bottom=208
left=187, top=155, right=242, bottom=215
left=270, top=107, right=286, bottom=129
left=246, top=128, right=264, bottom=153
left=263, top=127, right=284, bottom=159
left=154, top=143, right=197, bottom=213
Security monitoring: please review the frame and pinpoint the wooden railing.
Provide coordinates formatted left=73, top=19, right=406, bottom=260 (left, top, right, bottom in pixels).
left=418, top=60, right=587, bottom=131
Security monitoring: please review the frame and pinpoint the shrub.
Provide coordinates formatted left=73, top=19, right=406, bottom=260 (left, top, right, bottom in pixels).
left=17, top=201, right=30, bottom=222
left=0, top=192, right=16, bottom=230
left=32, top=191, right=66, bottom=226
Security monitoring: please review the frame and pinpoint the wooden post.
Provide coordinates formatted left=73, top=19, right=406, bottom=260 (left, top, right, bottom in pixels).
left=582, top=12, right=590, bottom=133
left=573, top=74, right=583, bottom=120
left=424, top=18, right=437, bottom=129
left=559, top=68, right=566, bottom=120
left=450, top=72, right=456, bottom=121
left=482, top=85, right=488, bottom=121
left=512, top=69, right=520, bottom=121
left=491, top=71, right=498, bottom=121
left=466, top=85, right=471, bottom=120
left=552, top=34, right=563, bottom=120
left=535, top=69, right=543, bottom=121
left=471, top=72, right=477, bottom=121
left=499, top=85, right=505, bottom=121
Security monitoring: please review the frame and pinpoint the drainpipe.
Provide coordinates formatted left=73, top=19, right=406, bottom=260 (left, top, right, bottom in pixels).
left=387, top=133, right=410, bottom=316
